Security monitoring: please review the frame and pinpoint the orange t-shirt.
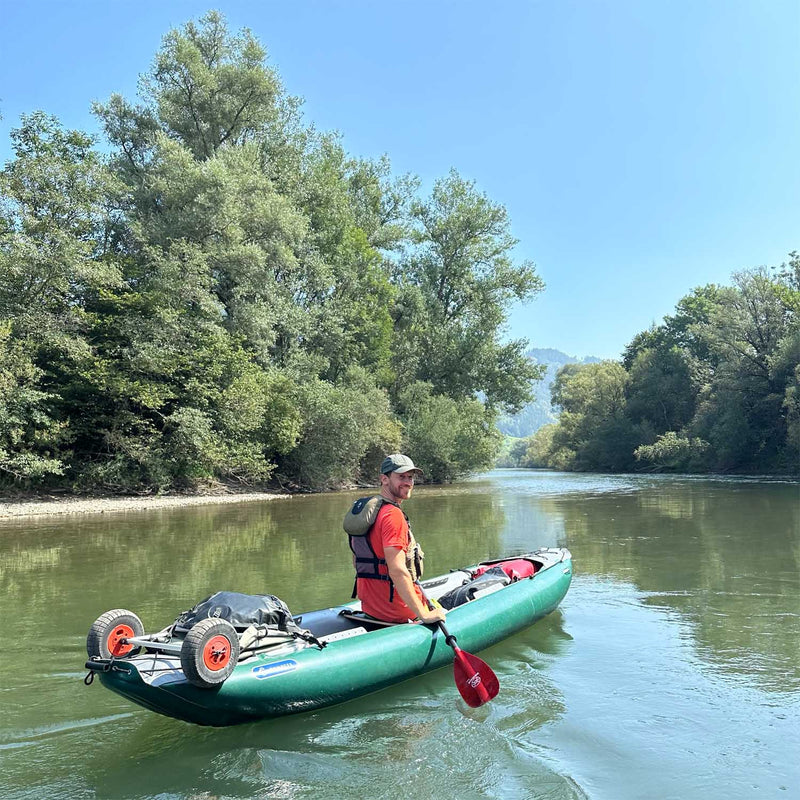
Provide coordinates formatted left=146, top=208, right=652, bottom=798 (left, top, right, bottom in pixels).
left=357, top=503, right=424, bottom=623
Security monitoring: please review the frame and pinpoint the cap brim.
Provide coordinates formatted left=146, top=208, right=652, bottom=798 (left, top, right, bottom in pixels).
left=393, top=466, right=424, bottom=475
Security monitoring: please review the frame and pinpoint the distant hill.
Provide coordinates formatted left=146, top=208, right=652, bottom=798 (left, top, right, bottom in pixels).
left=496, top=348, right=601, bottom=438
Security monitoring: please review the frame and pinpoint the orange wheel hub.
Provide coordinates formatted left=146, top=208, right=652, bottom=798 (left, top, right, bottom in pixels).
left=202, top=635, right=232, bottom=671
left=108, top=624, right=135, bottom=656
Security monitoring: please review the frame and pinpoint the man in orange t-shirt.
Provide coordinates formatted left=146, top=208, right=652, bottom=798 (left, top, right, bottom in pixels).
left=356, top=454, right=446, bottom=624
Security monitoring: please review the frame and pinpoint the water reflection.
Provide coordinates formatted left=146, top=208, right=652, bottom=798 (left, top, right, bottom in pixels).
left=458, top=471, right=800, bottom=694
left=532, top=481, right=799, bottom=693
left=2, top=470, right=799, bottom=799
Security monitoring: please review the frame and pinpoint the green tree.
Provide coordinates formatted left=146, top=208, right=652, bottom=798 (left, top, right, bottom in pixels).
left=285, top=137, right=399, bottom=384
left=145, top=11, right=281, bottom=160
left=623, top=285, right=722, bottom=371
left=0, top=113, right=121, bottom=485
left=0, top=112, right=120, bottom=346
left=549, top=361, right=639, bottom=471
left=690, top=267, right=796, bottom=470
left=1, top=12, right=553, bottom=492
left=522, top=423, right=573, bottom=470
left=0, top=324, right=65, bottom=482
left=393, top=170, right=544, bottom=414
left=772, top=255, right=800, bottom=463
left=398, top=382, right=501, bottom=483
left=86, top=14, right=407, bottom=489
left=279, top=370, right=401, bottom=490
left=625, top=345, right=696, bottom=436
left=96, top=15, right=399, bottom=386
left=495, top=436, right=528, bottom=468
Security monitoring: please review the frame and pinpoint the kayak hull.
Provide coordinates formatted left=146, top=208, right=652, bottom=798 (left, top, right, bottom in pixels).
left=95, top=548, right=572, bottom=726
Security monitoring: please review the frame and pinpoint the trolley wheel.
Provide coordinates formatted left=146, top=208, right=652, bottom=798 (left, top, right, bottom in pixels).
left=180, top=618, right=240, bottom=688
left=87, top=609, right=144, bottom=659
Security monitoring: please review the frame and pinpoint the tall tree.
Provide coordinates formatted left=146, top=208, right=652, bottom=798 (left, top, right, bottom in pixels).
left=399, top=381, right=501, bottom=482
left=0, top=112, right=120, bottom=345
left=625, top=346, right=696, bottom=436
left=393, top=170, right=544, bottom=414
left=689, top=266, right=798, bottom=470
left=87, top=13, right=408, bottom=488
left=1, top=12, right=553, bottom=490
left=0, top=324, right=65, bottom=482
left=145, top=10, right=281, bottom=160
left=0, top=113, right=120, bottom=483
left=548, top=361, right=639, bottom=471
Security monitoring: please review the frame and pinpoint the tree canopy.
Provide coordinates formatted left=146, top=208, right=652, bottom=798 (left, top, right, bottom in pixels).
left=521, top=255, right=799, bottom=474
left=0, top=12, right=541, bottom=492
left=4, top=11, right=792, bottom=490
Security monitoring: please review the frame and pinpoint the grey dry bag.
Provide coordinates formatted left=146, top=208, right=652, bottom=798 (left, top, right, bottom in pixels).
left=343, top=495, right=388, bottom=536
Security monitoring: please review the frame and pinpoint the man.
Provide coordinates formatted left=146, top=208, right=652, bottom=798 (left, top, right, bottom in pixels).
left=349, top=454, right=446, bottom=624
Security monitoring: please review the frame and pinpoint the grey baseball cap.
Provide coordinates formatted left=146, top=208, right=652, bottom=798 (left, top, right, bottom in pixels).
left=380, top=453, right=424, bottom=475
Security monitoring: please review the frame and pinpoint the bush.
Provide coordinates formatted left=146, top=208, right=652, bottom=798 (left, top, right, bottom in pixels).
left=279, top=371, right=401, bottom=490
left=399, top=382, right=501, bottom=482
left=634, top=431, right=710, bottom=472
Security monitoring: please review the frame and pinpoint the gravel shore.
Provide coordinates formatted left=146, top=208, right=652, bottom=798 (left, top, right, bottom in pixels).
left=0, top=492, right=291, bottom=519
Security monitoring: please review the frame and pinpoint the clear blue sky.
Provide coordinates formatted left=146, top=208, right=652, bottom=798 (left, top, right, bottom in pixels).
left=1, top=0, right=797, bottom=360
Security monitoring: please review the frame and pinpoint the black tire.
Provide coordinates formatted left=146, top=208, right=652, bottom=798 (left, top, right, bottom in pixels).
left=87, top=609, right=144, bottom=659
left=180, top=618, right=240, bottom=689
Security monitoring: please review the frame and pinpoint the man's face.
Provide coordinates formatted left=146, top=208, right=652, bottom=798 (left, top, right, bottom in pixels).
left=381, top=470, right=416, bottom=501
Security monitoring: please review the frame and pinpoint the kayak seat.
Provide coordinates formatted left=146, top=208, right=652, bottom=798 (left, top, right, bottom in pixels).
left=338, top=610, right=411, bottom=630
left=292, top=607, right=402, bottom=638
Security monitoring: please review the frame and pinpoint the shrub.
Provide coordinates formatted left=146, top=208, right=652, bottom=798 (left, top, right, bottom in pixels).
left=399, top=382, right=501, bottom=483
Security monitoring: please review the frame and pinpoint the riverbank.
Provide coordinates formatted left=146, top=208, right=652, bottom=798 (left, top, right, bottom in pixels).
left=0, top=491, right=291, bottom=519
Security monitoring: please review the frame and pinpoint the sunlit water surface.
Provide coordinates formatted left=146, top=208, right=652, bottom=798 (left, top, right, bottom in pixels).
left=1, top=470, right=798, bottom=799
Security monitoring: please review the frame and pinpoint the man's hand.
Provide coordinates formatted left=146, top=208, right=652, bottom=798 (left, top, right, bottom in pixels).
left=417, top=605, right=446, bottom=624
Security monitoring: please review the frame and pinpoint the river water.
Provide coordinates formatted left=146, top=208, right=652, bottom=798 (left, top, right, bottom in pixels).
left=1, top=470, right=798, bottom=799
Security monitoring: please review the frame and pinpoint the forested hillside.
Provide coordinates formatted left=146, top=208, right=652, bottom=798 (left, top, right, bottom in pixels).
left=516, top=263, right=800, bottom=474
left=0, top=12, right=543, bottom=492
left=497, top=348, right=600, bottom=438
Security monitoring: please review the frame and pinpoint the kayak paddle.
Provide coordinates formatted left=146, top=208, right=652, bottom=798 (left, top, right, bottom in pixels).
left=438, top=619, right=499, bottom=707
left=419, top=587, right=499, bottom=707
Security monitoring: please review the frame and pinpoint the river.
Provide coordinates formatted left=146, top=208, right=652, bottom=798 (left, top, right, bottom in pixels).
left=1, top=470, right=798, bottom=799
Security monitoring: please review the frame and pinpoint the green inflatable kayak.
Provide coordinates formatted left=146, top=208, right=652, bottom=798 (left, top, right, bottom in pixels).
left=84, top=548, right=572, bottom=726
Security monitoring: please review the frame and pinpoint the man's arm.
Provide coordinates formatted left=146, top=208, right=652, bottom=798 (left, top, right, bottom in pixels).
left=384, top=546, right=446, bottom=623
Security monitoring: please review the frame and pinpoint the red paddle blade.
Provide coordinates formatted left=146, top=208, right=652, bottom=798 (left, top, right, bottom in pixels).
left=452, top=648, right=500, bottom=707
